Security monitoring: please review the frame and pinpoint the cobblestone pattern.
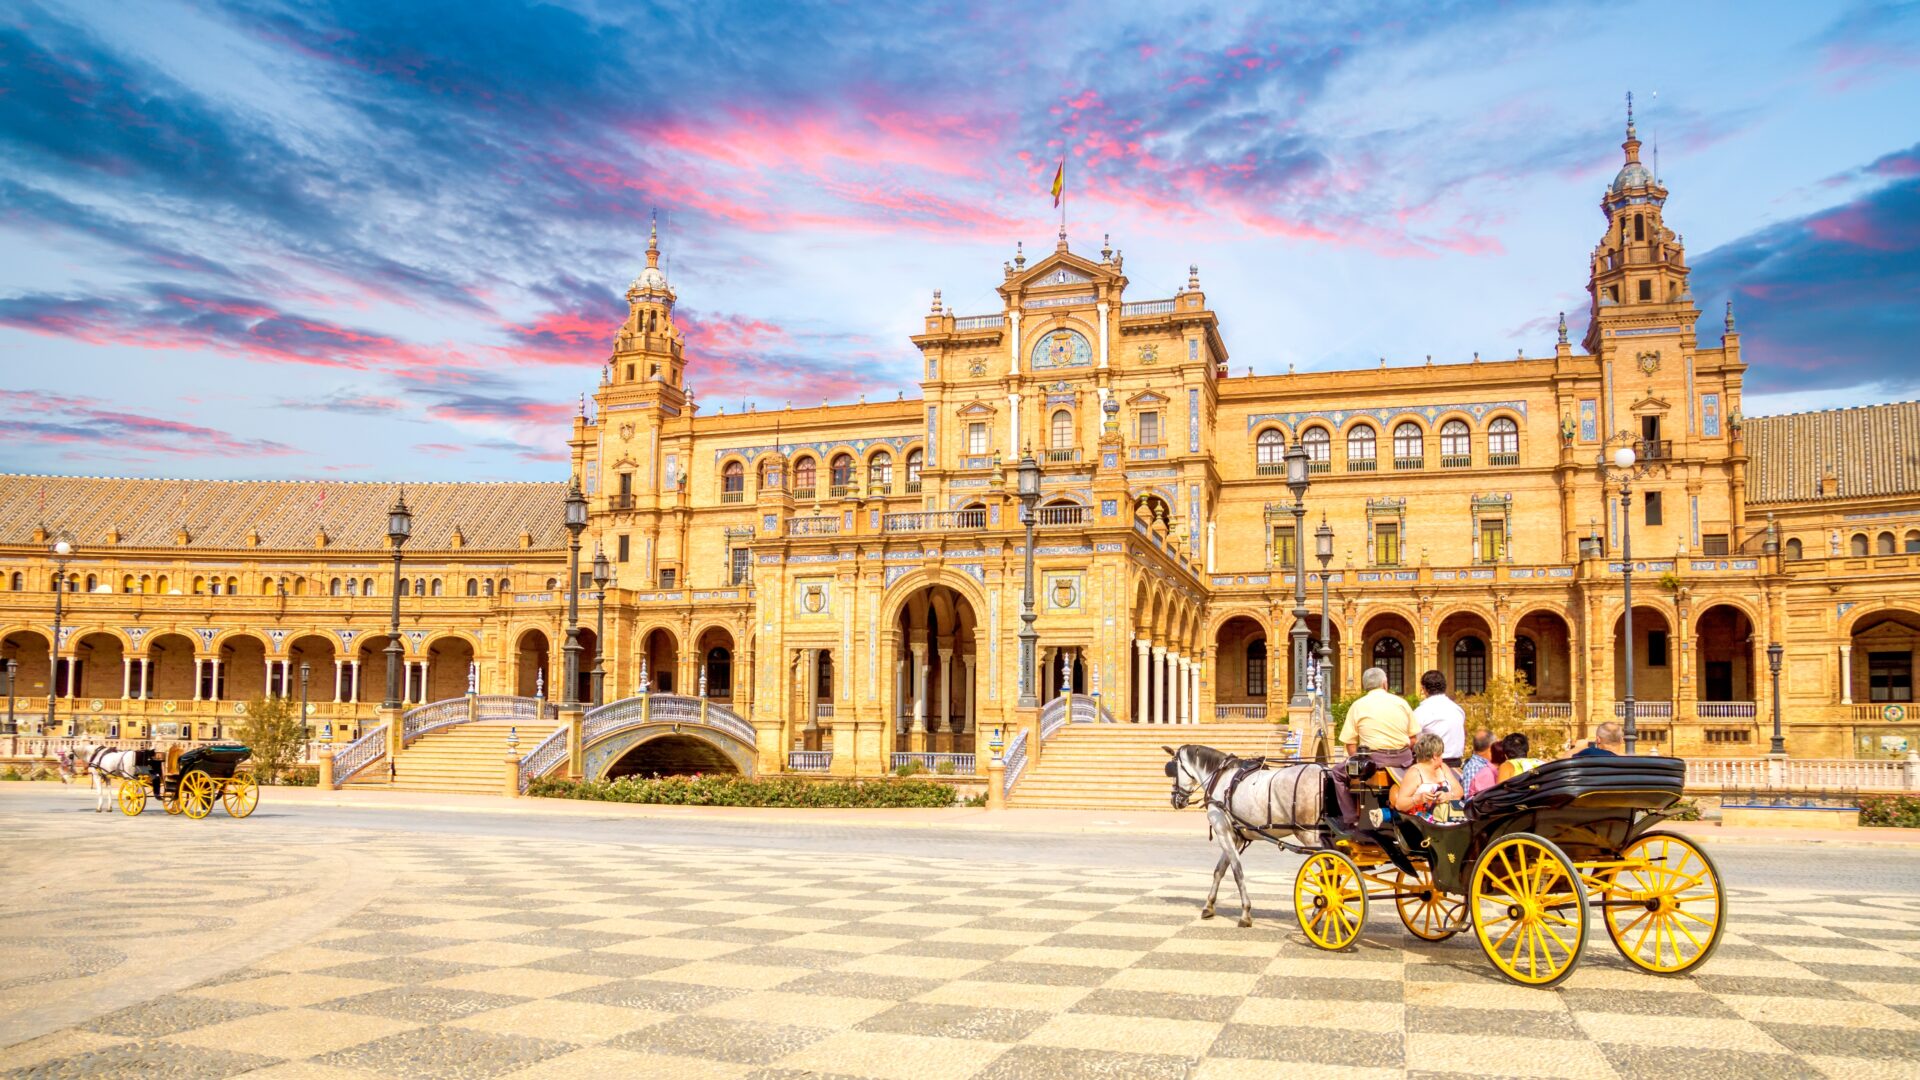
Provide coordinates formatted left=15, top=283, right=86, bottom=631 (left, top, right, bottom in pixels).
left=3, top=826, right=1918, bottom=1078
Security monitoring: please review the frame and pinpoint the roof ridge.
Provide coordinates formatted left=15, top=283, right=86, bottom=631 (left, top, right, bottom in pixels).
left=1749, top=398, right=1920, bottom=421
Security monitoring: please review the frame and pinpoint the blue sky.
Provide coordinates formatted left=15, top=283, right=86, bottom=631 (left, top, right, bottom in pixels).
left=2, top=0, right=1917, bottom=480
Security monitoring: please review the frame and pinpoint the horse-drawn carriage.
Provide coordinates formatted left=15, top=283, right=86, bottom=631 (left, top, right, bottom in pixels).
left=116, top=744, right=258, bottom=820
left=1168, top=745, right=1724, bottom=988
left=1291, top=752, right=1722, bottom=987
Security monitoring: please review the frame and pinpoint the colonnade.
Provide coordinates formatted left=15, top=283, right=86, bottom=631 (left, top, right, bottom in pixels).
left=890, top=640, right=977, bottom=734
left=1132, top=638, right=1200, bottom=724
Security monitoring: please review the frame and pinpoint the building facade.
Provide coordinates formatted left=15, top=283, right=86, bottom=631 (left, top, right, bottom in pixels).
left=5, top=116, right=1919, bottom=774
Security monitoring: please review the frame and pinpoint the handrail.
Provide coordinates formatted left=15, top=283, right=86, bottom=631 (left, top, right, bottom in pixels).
left=401, top=698, right=467, bottom=743
left=331, top=725, right=387, bottom=785
left=517, top=726, right=567, bottom=793
left=891, top=752, right=974, bottom=774
left=1684, top=756, right=1916, bottom=793
left=788, top=750, right=832, bottom=772
left=580, top=694, right=757, bottom=746
left=1035, top=504, right=1090, bottom=526
left=883, top=509, right=985, bottom=532
left=1003, top=730, right=1029, bottom=799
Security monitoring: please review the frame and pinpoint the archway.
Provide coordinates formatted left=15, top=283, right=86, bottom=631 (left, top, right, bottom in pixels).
left=220, top=634, right=269, bottom=701
left=72, top=632, right=125, bottom=699
left=1513, top=611, right=1574, bottom=700
left=892, top=583, right=980, bottom=754
left=355, top=635, right=396, bottom=704
left=606, top=733, right=743, bottom=778
left=516, top=630, right=551, bottom=698
left=1362, top=613, right=1416, bottom=695
left=1848, top=609, right=1920, bottom=707
left=287, top=634, right=337, bottom=704
left=641, top=628, right=679, bottom=693
left=572, top=628, right=597, bottom=704
left=1437, top=611, right=1495, bottom=697
left=1213, top=615, right=1266, bottom=715
left=1693, top=605, right=1755, bottom=702
left=1, top=630, right=52, bottom=702
left=425, top=635, right=474, bottom=701
left=144, top=633, right=196, bottom=701
left=1612, top=605, right=1675, bottom=704
left=696, top=627, right=736, bottom=700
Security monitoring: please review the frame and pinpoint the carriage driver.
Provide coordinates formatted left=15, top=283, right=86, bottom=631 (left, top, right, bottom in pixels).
left=1339, top=667, right=1421, bottom=757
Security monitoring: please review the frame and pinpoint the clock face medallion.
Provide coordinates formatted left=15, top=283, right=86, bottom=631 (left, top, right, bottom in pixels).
left=1636, top=350, right=1660, bottom=376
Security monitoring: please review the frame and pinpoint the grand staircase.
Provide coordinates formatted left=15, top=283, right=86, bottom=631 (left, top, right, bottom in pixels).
left=1008, top=722, right=1303, bottom=810
left=382, top=717, right=539, bottom=794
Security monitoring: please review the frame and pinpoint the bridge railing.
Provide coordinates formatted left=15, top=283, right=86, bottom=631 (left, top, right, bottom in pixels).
left=331, top=726, right=387, bottom=785
left=1002, top=730, right=1029, bottom=800
left=1684, top=756, right=1917, bottom=793
left=401, top=699, right=468, bottom=743
left=1039, top=693, right=1117, bottom=742
left=517, top=727, right=568, bottom=793
left=580, top=694, right=757, bottom=747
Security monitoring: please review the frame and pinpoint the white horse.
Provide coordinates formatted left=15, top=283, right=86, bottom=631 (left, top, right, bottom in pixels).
left=73, top=742, right=146, bottom=812
left=1165, top=744, right=1327, bottom=928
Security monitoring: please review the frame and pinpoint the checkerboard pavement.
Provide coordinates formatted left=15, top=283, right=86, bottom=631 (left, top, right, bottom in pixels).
left=4, top=830, right=1919, bottom=1079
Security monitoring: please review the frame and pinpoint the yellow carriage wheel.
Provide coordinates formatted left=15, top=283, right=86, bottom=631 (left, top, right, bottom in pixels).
left=221, top=772, right=259, bottom=819
left=1294, top=851, right=1367, bottom=951
left=1393, top=867, right=1465, bottom=941
left=164, top=787, right=184, bottom=815
left=180, top=770, right=219, bottom=820
left=117, top=777, right=148, bottom=817
left=1601, top=831, right=1725, bottom=976
left=1469, top=833, right=1589, bottom=988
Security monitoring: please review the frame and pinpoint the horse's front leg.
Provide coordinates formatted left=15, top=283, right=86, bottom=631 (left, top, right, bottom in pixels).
left=1228, top=840, right=1254, bottom=927
left=93, top=771, right=107, bottom=812
left=1202, top=848, right=1229, bottom=919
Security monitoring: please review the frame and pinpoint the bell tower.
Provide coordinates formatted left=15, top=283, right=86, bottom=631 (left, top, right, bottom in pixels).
left=607, top=214, right=686, bottom=407
left=1583, top=93, right=1696, bottom=352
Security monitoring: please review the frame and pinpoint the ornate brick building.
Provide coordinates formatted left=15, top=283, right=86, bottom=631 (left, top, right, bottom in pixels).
left=5, top=114, right=1918, bottom=784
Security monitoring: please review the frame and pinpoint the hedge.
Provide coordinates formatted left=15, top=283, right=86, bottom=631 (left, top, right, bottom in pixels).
left=1860, top=794, right=1920, bottom=829
left=527, top=773, right=958, bottom=808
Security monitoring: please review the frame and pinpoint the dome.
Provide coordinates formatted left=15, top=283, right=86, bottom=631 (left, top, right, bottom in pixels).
left=1610, top=161, right=1652, bottom=194
left=629, top=265, right=670, bottom=293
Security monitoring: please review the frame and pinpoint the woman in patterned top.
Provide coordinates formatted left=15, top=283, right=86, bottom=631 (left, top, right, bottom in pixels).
left=1390, top=733, right=1463, bottom=824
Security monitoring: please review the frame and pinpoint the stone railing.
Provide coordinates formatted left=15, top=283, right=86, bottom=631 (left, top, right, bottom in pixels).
left=1852, top=703, right=1912, bottom=722
left=954, top=314, right=1004, bottom=330
left=1613, top=701, right=1675, bottom=719
left=1215, top=703, right=1267, bottom=720
left=1035, top=504, right=1091, bottom=527
left=1684, top=756, right=1918, bottom=793
left=892, top=752, right=974, bottom=774
left=517, top=727, right=568, bottom=793
left=788, top=516, right=840, bottom=537
left=1002, top=729, right=1029, bottom=799
left=579, top=694, right=757, bottom=746
left=788, top=750, right=831, bottom=772
left=1122, top=299, right=1175, bottom=316
left=882, top=509, right=985, bottom=533
left=477, top=695, right=557, bottom=723
left=1697, top=701, right=1758, bottom=720
left=1525, top=702, right=1575, bottom=719
left=401, top=698, right=468, bottom=743
left=331, top=725, right=387, bottom=785
left=1038, top=693, right=1114, bottom=741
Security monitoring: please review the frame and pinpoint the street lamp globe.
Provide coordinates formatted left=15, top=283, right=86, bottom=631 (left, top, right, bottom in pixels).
left=564, top=478, right=588, bottom=533
left=1285, top=443, right=1310, bottom=496
left=52, top=540, right=71, bottom=557
left=592, top=549, right=611, bottom=587
left=1612, top=446, right=1637, bottom=470
left=1315, top=514, right=1334, bottom=565
left=1015, top=449, right=1041, bottom=503
left=386, top=492, right=412, bottom=547
left=1767, top=642, right=1784, bottom=673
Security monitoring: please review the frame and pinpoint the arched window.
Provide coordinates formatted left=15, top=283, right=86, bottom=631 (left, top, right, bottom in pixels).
left=1371, top=637, right=1406, bottom=694
left=1051, top=409, right=1073, bottom=448
left=1878, top=531, right=1896, bottom=555
left=829, top=453, right=853, bottom=492
left=413, top=577, right=425, bottom=596
left=156, top=575, right=170, bottom=594
left=1907, top=530, right=1920, bottom=554
left=262, top=578, right=275, bottom=596
left=1245, top=640, right=1266, bottom=695
left=1785, top=538, right=1803, bottom=560
left=793, top=456, right=817, bottom=495
left=85, top=574, right=97, bottom=592
left=1488, top=417, right=1519, bottom=458
left=1255, top=428, right=1285, bottom=466
left=483, top=579, right=494, bottom=596
left=721, top=460, right=745, bottom=500
left=758, top=459, right=782, bottom=491
left=905, top=448, right=923, bottom=489
left=1851, top=533, right=1870, bottom=557
left=9, top=571, right=21, bottom=590
left=705, top=647, right=733, bottom=696
left=465, top=578, right=479, bottom=596
left=1347, top=425, right=1376, bottom=468
left=346, top=578, right=357, bottom=596
left=868, top=452, right=892, bottom=492
left=545, top=577, right=558, bottom=590
left=1393, top=422, right=1424, bottom=465
left=399, top=578, right=412, bottom=597
left=497, top=578, right=510, bottom=595
left=1453, top=636, right=1488, bottom=696
left=329, top=578, right=342, bottom=596
left=1301, top=426, right=1330, bottom=468
left=1514, top=635, right=1538, bottom=690
left=1440, top=419, right=1471, bottom=462
left=430, top=578, right=443, bottom=597
left=359, top=578, right=371, bottom=596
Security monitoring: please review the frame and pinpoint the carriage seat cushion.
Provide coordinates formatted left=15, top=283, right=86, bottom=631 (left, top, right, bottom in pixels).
left=1467, top=755, right=1686, bottom=817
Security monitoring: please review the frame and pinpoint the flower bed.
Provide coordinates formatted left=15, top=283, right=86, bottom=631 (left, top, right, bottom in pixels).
left=527, top=773, right=958, bottom=808
left=1860, top=794, right=1920, bottom=828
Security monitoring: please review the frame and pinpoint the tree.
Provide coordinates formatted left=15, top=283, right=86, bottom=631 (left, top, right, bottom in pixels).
left=239, top=697, right=306, bottom=783
left=1461, top=672, right=1571, bottom=758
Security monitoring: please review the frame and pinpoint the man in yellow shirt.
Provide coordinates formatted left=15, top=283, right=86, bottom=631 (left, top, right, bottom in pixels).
left=1339, top=667, right=1420, bottom=756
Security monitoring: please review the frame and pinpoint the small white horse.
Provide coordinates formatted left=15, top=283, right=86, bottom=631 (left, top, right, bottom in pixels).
left=1165, top=744, right=1327, bottom=927
left=73, top=742, right=146, bottom=812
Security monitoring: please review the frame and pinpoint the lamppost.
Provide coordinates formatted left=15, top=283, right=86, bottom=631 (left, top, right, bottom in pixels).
left=47, top=537, right=72, bottom=734
left=1314, top=513, right=1335, bottom=742
left=4, top=658, right=17, bottom=735
left=382, top=491, right=412, bottom=710
left=299, top=662, right=311, bottom=743
left=1015, top=449, right=1042, bottom=708
left=561, top=479, right=588, bottom=708
left=590, top=546, right=611, bottom=707
left=1284, top=445, right=1312, bottom=715
left=1600, top=435, right=1652, bottom=755
left=1767, top=642, right=1786, bottom=756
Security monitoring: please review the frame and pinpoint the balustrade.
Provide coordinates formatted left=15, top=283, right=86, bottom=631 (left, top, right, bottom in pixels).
left=1696, top=701, right=1758, bottom=720
left=788, top=750, right=832, bottom=772
left=891, top=752, right=974, bottom=774
left=787, top=516, right=840, bottom=536
left=1034, top=504, right=1090, bottom=527
left=1214, top=703, right=1268, bottom=720
left=881, top=509, right=985, bottom=533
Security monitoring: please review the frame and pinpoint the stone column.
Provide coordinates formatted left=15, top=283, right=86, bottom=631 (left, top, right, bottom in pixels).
left=1840, top=645, right=1853, bottom=705
left=1154, top=645, right=1169, bottom=724
left=1096, top=301, right=1110, bottom=369
left=961, top=655, right=976, bottom=732
left=893, top=651, right=907, bottom=732
left=349, top=660, right=361, bottom=702
left=1168, top=653, right=1181, bottom=725
left=1136, top=639, right=1151, bottom=724
left=803, top=649, right=819, bottom=730
left=121, top=658, right=132, bottom=700
left=193, top=658, right=203, bottom=701
left=936, top=646, right=953, bottom=733
left=1189, top=659, right=1201, bottom=725
left=1008, top=392, right=1022, bottom=459
left=1009, top=310, right=1022, bottom=374
left=334, top=659, right=345, bottom=703
left=910, top=641, right=928, bottom=733
left=1179, top=655, right=1192, bottom=724
left=137, top=658, right=148, bottom=699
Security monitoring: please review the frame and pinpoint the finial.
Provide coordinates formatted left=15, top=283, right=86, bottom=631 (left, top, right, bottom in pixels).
left=1187, top=264, right=1199, bottom=291
left=1057, top=223, right=1068, bottom=250
left=577, top=392, right=586, bottom=417
left=1724, top=299, right=1735, bottom=332
left=1101, top=233, right=1112, bottom=262
left=931, top=288, right=942, bottom=313
left=601, top=363, right=609, bottom=384
left=1557, top=311, right=1568, bottom=345
left=1473, top=350, right=1480, bottom=363
left=1425, top=354, right=1432, bottom=366
left=1626, top=90, right=1635, bottom=138
left=646, top=209, right=660, bottom=268
left=1013, top=241, right=1025, bottom=269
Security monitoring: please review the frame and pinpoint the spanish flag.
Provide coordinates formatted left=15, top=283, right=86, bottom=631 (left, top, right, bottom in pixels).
left=1051, top=159, right=1064, bottom=207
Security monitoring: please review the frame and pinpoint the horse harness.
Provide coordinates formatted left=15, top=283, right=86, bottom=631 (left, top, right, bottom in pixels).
left=1200, top=755, right=1321, bottom=848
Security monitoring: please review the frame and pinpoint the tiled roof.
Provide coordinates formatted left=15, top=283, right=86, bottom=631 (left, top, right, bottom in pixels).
left=0, top=475, right=569, bottom=552
left=1746, top=401, right=1920, bottom=505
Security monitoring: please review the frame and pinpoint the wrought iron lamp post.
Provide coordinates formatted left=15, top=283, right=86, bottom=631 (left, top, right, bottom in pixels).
left=299, top=662, right=311, bottom=742
left=1767, top=642, right=1786, bottom=756
left=47, top=538, right=72, bottom=733
left=591, top=546, right=611, bottom=707
left=1285, top=445, right=1312, bottom=714
left=1015, top=449, right=1042, bottom=709
left=561, top=479, right=588, bottom=708
left=382, top=492, right=412, bottom=710
left=1315, top=512, right=1335, bottom=710
left=1599, top=436, right=1652, bottom=755
left=4, top=658, right=17, bottom=735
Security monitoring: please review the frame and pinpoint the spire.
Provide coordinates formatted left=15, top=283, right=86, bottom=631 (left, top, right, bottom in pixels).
left=1101, top=233, right=1112, bottom=263
left=647, top=209, right=660, bottom=268
left=1725, top=299, right=1736, bottom=332
left=930, top=288, right=942, bottom=314
left=1013, top=241, right=1026, bottom=270
left=1557, top=311, right=1568, bottom=345
left=627, top=209, right=675, bottom=302
left=1187, top=264, right=1200, bottom=291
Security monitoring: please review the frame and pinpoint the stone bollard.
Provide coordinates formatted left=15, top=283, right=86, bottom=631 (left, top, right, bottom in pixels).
left=504, top=726, right=521, bottom=798
left=317, top=747, right=335, bottom=790
left=986, top=755, right=1005, bottom=810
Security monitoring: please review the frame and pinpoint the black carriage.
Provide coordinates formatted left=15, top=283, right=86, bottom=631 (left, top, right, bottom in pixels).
left=118, top=744, right=258, bottom=820
left=1289, top=753, right=1723, bottom=987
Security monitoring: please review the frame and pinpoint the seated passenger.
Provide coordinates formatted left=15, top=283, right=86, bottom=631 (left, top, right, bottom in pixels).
left=1460, top=727, right=1498, bottom=799
left=1494, top=732, right=1543, bottom=784
left=1562, top=721, right=1626, bottom=759
left=1390, top=733, right=1463, bottom=823
left=1339, top=666, right=1420, bottom=758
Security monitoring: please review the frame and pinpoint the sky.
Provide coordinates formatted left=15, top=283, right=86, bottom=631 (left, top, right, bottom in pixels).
left=2, top=0, right=1917, bottom=482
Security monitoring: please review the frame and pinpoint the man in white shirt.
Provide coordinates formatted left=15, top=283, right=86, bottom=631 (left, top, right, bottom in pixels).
left=1413, top=669, right=1466, bottom=764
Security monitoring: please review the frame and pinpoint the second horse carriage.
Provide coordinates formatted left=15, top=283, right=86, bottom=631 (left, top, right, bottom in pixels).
left=117, top=744, right=258, bottom=820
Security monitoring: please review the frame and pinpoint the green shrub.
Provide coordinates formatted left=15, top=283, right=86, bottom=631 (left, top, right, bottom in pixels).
left=962, top=792, right=988, bottom=807
left=893, top=762, right=923, bottom=777
left=529, top=774, right=958, bottom=808
left=1665, top=797, right=1702, bottom=821
left=0, top=768, right=22, bottom=781
left=237, top=697, right=306, bottom=783
left=934, top=760, right=955, bottom=776
left=1860, top=794, right=1920, bottom=828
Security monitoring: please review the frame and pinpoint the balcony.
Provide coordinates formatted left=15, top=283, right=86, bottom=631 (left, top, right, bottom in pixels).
left=787, top=750, right=832, bottom=772
left=1215, top=703, right=1267, bottom=720
left=1346, top=458, right=1377, bottom=472
left=883, top=509, right=985, bottom=533
left=905, top=479, right=922, bottom=494
left=794, top=486, right=817, bottom=501
left=1440, top=454, right=1472, bottom=469
left=869, top=483, right=892, bottom=496
left=828, top=483, right=851, bottom=498
left=608, top=493, right=635, bottom=511
left=1121, top=299, right=1175, bottom=316
left=1524, top=702, right=1574, bottom=719
left=1035, top=504, right=1090, bottom=527
left=1044, top=448, right=1081, bottom=464
left=1130, top=444, right=1167, bottom=461
left=1613, top=701, right=1675, bottom=719
left=1255, top=462, right=1286, bottom=477
left=1308, top=459, right=1330, bottom=475
left=953, top=314, right=1004, bottom=330
left=1488, top=452, right=1519, bottom=466
left=1637, top=439, right=1673, bottom=461
left=787, top=516, right=840, bottom=537
left=720, top=489, right=744, bottom=503
left=1696, top=701, right=1758, bottom=720
left=1393, top=457, right=1424, bottom=471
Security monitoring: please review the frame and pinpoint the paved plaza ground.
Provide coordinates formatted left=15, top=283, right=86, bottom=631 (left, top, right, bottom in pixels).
left=2, top=785, right=1918, bottom=1079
